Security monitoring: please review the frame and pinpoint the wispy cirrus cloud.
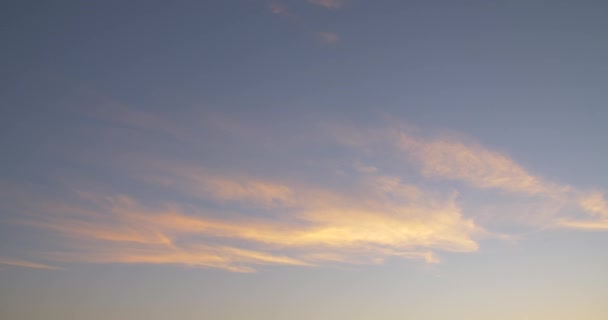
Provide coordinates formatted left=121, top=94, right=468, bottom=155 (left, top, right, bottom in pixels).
left=397, top=133, right=569, bottom=197
left=578, top=191, right=608, bottom=218
left=0, top=258, right=62, bottom=270
left=74, top=86, right=191, bottom=141
left=268, top=0, right=342, bottom=45
left=42, top=244, right=310, bottom=273
left=556, top=191, right=608, bottom=230
left=556, top=218, right=608, bottom=230
left=4, top=99, right=607, bottom=272
left=391, top=130, right=608, bottom=230
left=269, top=2, right=289, bottom=16
left=318, top=32, right=339, bottom=45
left=18, top=168, right=479, bottom=271
left=308, top=0, right=344, bottom=9
left=162, top=168, right=296, bottom=207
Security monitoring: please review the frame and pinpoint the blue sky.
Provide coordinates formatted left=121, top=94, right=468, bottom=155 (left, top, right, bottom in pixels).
left=1, top=0, right=608, bottom=319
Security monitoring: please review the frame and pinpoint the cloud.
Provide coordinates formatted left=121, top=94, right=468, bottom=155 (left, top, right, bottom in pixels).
left=353, top=161, right=379, bottom=174
left=556, top=219, right=608, bottom=230
left=0, top=258, right=62, bottom=270
left=309, top=0, right=344, bottom=9
left=267, top=1, right=342, bottom=46
left=318, top=32, right=339, bottom=44
left=269, top=2, right=289, bottom=16
left=397, top=133, right=569, bottom=197
left=578, top=191, right=608, bottom=218
left=5, top=109, right=607, bottom=272
left=163, top=168, right=295, bottom=207
left=17, top=165, right=481, bottom=272
left=555, top=192, right=608, bottom=230
left=391, top=131, right=608, bottom=230
left=76, top=87, right=190, bottom=141
left=323, top=122, right=608, bottom=230
left=42, top=245, right=310, bottom=273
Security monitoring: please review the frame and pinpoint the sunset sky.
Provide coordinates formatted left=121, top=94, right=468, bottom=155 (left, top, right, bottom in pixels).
left=1, top=1, right=608, bottom=319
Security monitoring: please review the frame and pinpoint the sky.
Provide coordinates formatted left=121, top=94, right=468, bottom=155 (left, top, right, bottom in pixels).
left=1, top=0, right=608, bottom=319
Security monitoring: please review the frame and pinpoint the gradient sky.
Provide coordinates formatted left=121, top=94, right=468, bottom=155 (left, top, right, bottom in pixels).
left=2, top=0, right=608, bottom=319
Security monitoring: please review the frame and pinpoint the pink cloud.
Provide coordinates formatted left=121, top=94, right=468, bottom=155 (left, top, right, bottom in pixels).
left=309, top=0, right=344, bottom=9
left=269, top=2, right=288, bottom=16
left=318, top=32, right=339, bottom=44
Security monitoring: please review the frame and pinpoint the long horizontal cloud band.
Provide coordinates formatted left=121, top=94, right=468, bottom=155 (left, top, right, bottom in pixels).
left=23, top=173, right=479, bottom=272
left=6, top=110, right=608, bottom=271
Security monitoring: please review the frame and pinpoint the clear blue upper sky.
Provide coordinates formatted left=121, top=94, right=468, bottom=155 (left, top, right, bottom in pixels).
left=1, top=1, right=608, bottom=319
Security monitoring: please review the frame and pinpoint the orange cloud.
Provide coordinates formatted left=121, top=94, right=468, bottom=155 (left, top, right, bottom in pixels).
left=555, top=192, right=608, bottom=230
left=557, top=219, right=608, bottom=230
left=579, top=191, right=608, bottom=218
left=19, top=168, right=481, bottom=272
left=9, top=113, right=608, bottom=272
left=154, top=167, right=295, bottom=207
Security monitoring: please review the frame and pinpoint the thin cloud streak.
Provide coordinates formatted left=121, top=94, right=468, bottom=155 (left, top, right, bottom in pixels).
left=42, top=244, right=310, bottom=273
left=268, top=0, right=342, bottom=46
left=269, top=2, right=289, bottom=17
left=556, top=219, right=608, bottom=230
left=164, top=168, right=296, bottom=207
left=318, top=32, right=339, bottom=45
left=308, top=0, right=344, bottom=9
left=76, top=87, right=191, bottom=141
left=0, top=258, right=62, bottom=270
